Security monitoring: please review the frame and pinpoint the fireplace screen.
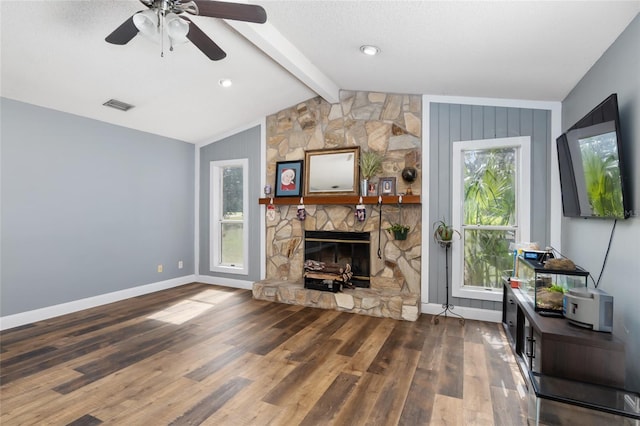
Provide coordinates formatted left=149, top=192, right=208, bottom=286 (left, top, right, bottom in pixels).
left=304, top=231, right=370, bottom=288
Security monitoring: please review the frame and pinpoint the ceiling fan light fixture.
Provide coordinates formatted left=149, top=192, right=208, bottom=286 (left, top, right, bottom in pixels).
left=218, top=78, right=233, bottom=88
left=360, top=45, right=380, bottom=56
left=166, top=13, right=189, bottom=44
left=133, top=9, right=159, bottom=38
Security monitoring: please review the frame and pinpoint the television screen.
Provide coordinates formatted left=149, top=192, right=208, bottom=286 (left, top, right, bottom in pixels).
left=556, top=94, right=630, bottom=219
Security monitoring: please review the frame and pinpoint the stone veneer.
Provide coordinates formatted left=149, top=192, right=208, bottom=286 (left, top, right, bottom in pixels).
left=253, top=91, right=422, bottom=321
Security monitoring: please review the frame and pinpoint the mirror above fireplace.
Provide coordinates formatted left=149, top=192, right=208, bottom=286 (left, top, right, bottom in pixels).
left=304, top=147, right=360, bottom=196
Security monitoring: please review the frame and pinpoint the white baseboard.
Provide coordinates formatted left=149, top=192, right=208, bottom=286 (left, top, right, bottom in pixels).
left=0, top=275, right=196, bottom=331
left=420, top=302, right=502, bottom=323
left=196, top=274, right=253, bottom=290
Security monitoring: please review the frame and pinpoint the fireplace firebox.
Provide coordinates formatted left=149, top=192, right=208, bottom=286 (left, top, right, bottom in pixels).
left=304, top=230, right=370, bottom=288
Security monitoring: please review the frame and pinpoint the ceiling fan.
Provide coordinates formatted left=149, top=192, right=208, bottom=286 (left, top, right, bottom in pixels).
left=106, top=0, right=267, bottom=60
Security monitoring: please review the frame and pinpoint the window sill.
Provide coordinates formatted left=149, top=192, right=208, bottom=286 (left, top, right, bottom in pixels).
left=452, top=286, right=503, bottom=302
left=210, top=265, right=248, bottom=275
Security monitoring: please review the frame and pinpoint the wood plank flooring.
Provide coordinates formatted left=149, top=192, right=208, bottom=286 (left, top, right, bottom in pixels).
left=0, top=283, right=528, bottom=425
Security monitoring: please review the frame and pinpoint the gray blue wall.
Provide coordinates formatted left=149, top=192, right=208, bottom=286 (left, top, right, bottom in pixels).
left=428, top=103, right=552, bottom=311
left=561, top=14, right=640, bottom=391
left=1, top=98, right=195, bottom=316
left=199, top=126, right=262, bottom=282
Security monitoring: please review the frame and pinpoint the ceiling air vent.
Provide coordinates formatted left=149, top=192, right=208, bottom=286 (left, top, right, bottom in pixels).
left=103, top=99, right=134, bottom=111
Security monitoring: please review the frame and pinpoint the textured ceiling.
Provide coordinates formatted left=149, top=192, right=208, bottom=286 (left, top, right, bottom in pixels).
left=1, top=1, right=638, bottom=144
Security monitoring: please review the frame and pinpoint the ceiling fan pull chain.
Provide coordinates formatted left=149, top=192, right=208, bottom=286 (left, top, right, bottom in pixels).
left=160, top=10, right=165, bottom=57
left=168, top=14, right=174, bottom=52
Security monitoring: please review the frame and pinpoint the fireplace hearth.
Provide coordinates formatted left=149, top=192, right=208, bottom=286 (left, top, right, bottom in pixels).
left=304, top=230, right=370, bottom=288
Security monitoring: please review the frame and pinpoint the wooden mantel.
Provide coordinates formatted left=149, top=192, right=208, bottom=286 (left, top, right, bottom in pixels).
left=258, top=195, right=421, bottom=206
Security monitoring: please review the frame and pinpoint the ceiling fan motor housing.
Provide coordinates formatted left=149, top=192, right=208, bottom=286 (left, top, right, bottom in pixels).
left=140, top=0, right=199, bottom=16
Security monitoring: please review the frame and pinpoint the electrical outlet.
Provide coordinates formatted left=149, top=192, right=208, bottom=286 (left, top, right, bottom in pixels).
left=157, top=264, right=163, bottom=273
left=178, top=260, right=183, bottom=269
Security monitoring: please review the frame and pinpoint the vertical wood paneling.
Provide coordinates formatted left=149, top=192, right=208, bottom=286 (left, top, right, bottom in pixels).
left=449, top=104, right=462, bottom=143
left=435, top=104, right=451, bottom=304
left=519, top=109, right=534, bottom=139
left=471, top=106, right=484, bottom=140
left=428, top=106, right=441, bottom=304
left=496, top=107, right=508, bottom=138
left=460, top=105, right=473, bottom=141
left=429, top=102, right=552, bottom=312
left=532, top=109, right=551, bottom=245
left=507, top=108, right=521, bottom=137
left=483, top=106, right=496, bottom=139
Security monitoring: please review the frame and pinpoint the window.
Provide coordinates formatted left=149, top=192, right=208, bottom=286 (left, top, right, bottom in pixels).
left=452, top=136, right=530, bottom=301
left=210, top=159, right=248, bottom=274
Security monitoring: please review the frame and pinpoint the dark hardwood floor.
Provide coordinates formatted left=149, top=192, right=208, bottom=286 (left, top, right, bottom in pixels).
left=0, top=283, right=528, bottom=425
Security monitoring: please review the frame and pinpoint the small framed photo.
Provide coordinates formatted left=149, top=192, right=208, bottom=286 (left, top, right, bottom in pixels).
left=378, top=177, right=396, bottom=195
left=275, top=160, right=304, bottom=197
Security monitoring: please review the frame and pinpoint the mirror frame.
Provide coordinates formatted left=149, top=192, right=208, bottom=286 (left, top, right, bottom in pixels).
left=304, top=147, right=360, bottom=197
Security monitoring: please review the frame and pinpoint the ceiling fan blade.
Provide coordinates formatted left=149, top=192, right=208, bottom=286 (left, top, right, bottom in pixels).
left=181, top=17, right=227, bottom=60
left=191, top=0, right=267, bottom=23
left=105, top=15, right=140, bottom=45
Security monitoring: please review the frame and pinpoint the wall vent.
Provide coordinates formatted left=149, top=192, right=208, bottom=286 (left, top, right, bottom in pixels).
left=102, top=99, right=134, bottom=111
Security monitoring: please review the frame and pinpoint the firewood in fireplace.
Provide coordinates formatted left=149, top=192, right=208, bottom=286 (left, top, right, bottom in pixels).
left=304, top=260, right=348, bottom=274
left=305, top=272, right=347, bottom=281
left=304, top=263, right=353, bottom=283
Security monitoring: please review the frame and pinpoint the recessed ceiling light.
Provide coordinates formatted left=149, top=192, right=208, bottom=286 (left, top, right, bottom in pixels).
left=218, top=78, right=233, bottom=88
left=360, top=45, right=380, bottom=56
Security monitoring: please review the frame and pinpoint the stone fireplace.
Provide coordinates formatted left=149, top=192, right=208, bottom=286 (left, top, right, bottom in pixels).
left=252, top=91, right=422, bottom=321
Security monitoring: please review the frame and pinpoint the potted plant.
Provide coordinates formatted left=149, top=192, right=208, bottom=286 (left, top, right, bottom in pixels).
left=387, top=223, right=410, bottom=240
left=433, top=219, right=459, bottom=243
left=359, top=150, right=383, bottom=195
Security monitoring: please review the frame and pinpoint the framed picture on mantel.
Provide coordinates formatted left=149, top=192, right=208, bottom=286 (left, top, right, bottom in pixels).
left=275, top=160, right=303, bottom=197
left=378, top=177, right=396, bottom=195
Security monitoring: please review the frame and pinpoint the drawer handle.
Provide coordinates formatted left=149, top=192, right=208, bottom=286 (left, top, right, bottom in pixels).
left=526, top=336, right=536, bottom=358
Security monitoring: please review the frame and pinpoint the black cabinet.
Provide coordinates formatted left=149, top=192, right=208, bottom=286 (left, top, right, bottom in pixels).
left=502, top=284, right=523, bottom=354
left=502, top=281, right=625, bottom=387
left=523, top=322, right=542, bottom=373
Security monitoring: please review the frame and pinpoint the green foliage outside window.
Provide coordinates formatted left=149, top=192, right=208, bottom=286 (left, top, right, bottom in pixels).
left=463, top=148, right=516, bottom=289
left=221, top=166, right=244, bottom=266
left=222, top=166, right=244, bottom=219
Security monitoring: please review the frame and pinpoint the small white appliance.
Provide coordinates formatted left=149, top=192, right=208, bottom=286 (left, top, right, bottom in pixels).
left=563, top=287, right=613, bottom=332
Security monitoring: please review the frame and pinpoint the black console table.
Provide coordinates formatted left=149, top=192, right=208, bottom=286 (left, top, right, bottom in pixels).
left=502, top=281, right=635, bottom=423
left=502, top=281, right=625, bottom=386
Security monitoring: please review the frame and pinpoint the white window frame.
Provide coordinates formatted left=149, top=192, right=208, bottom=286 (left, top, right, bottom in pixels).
left=210, top=159, right=249, bottom=275
left=451, top=136, right=531, bottom=302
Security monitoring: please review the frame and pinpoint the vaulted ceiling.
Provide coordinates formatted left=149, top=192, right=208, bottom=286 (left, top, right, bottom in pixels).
left=1, top=1, right=638, bottom=144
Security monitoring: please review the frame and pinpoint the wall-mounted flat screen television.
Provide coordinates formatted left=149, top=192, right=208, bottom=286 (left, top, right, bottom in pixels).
left=556, top=94, right=630, bottom=219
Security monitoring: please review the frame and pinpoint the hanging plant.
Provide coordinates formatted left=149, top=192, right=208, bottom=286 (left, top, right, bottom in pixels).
left=387, top=223, right=410, bottom=240
left=433, top=219, right=460, bottom=243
